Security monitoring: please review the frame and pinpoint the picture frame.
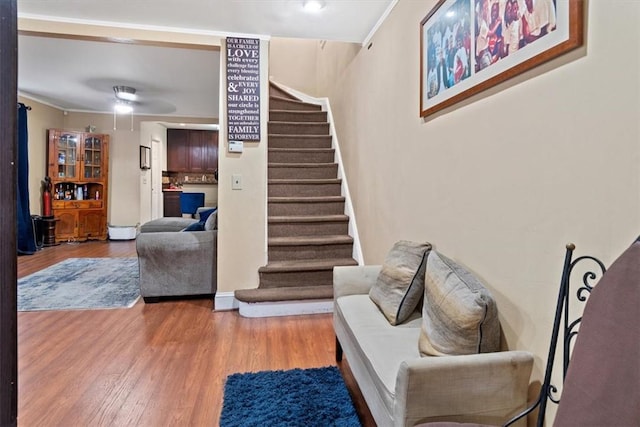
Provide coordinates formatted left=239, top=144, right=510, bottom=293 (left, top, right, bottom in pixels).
left=420, top=0, right=583, bottom=117
left=139, top=145, right=150, bottom=170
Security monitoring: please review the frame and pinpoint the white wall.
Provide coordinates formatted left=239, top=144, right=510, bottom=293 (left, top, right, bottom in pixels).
left=139, top=121, right=167, bottom=224
left=270, top=0, right=640, bottom=422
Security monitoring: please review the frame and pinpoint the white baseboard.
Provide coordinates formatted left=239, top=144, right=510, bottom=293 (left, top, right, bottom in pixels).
left=214, top=292, right=239, bottom=311
left=238, top=299, right=333, bottom=318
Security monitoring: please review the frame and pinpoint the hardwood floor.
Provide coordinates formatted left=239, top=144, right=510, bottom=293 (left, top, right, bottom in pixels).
left=17, top=241, right=375, bottom=426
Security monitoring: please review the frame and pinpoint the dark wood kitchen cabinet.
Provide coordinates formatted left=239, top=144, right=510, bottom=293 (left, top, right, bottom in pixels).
left=163, top=191, right=182, bottom=217
left=167, top=129, right=218, bottom=173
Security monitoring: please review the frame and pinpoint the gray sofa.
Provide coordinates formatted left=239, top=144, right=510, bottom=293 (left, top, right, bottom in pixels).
left=333, top=262, right=534, bottom=427
left=136, top=212, right=217, bottom=302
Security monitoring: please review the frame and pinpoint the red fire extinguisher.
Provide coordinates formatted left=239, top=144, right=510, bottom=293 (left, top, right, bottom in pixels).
left=43, top=176, right=52, bottom=217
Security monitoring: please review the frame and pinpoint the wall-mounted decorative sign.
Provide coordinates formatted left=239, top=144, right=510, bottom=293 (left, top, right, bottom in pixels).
left=226, top=37, right=261, bottom=141
left=420, top=0, right=583, bottom=118
left=140, top=145, right=150, bottom=170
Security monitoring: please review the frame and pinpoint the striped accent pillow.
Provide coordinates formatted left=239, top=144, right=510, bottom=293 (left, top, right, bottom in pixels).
left=419, top=251, right=500, bottom=356
left=369, top=240, right=432, bottom=325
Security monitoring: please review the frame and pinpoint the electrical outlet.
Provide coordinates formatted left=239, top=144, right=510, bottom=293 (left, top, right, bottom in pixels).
left=232, top=174, right=242, bottom=190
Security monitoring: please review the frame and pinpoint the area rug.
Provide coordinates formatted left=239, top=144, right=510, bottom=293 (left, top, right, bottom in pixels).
left=220, top=366, right=360, bottom=427
left=18, top=257, right=140, bottom=311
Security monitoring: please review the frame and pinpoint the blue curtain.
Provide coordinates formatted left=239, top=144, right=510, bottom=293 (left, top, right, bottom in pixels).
left=17, top=103, right=36, bottom=255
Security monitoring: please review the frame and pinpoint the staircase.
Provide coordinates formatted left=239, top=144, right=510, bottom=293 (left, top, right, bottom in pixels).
left=234, top=83, right=358, bottom=309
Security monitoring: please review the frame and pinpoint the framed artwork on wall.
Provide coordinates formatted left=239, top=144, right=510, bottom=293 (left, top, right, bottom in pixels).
left=140, top=145, right=150, bottom=170
left=420, top=0, right=584, bottom=117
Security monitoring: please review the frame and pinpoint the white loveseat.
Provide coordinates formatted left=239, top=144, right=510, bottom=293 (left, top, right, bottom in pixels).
left=333, top=263, right=534, bottom=427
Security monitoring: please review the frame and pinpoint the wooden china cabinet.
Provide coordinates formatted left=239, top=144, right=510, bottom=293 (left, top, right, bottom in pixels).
left=47, top=129, right=109, bottom=242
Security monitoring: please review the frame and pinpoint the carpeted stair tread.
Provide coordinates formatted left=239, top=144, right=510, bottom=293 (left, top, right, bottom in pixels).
left=269, top=195, right=345, bottom=202
left=269, top=148, right=334, bottom=153
left=235, top=285, right=334, bottom=303
left=260, top=82, right=354, bottom=304
left=268, top=214, right=348, bottom=223
left=268, top=134, right=332, bottom=139
left=269, top=84, right=299, bottom=100
left=268, top=178, right=341, bottom=184
left=258, top=258, right=358, bottom=273
left=269, top=235, right=353, bottom=246
left=268, top=149, right=335, bottom=164
left=268, top=122, right=330, bottom=136
left=270, top=110, right=327, bottom=122
left=268, top=162, right=336, bottom=168
left=269, top=95, right=322, bottom=111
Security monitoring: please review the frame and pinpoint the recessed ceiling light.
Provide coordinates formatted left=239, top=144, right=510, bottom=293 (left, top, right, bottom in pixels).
left=303, top=0, right=325, bottom=12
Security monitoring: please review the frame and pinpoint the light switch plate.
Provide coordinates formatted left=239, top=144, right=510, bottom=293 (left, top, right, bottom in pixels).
left=229, top=140, right=243, bottom=153
left=232, top=174, right=242, bottom=190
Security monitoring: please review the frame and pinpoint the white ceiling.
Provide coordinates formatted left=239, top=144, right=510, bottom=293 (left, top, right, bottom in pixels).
left=17, top=0, right=396, bottom=118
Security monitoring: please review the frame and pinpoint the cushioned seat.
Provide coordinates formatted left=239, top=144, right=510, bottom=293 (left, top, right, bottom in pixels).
left=139, top=217, right=197, bottom=233
left=333, top=251, right=533, bottom=427
left=136, top=208, right=217, bottom=302
left=417, top=240, right=640, bottom=427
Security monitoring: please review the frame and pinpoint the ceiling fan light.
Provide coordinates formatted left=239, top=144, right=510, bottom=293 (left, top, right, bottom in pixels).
left=303, top=0, right=325, bottom=12
left=114, top=101, right=133, bottom=114
left=113, top=85, right=137, bottom=101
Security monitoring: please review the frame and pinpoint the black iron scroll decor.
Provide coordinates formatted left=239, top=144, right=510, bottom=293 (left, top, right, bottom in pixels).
left=505, top=243, right=606, bottom=427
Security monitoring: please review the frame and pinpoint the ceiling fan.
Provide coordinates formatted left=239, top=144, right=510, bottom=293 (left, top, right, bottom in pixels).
left=113, top=85, right=137, bottom=113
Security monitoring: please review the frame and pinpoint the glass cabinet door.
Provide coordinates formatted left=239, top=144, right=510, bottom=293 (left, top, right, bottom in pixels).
left=83, top=135, right=103, bottom=179
left=56, top=133, right=78, bottom=179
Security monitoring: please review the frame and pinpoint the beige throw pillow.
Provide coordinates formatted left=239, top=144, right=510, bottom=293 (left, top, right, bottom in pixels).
left=369, top=240, right=432, bottom=325
left=419, top=251, right=500, bottom=356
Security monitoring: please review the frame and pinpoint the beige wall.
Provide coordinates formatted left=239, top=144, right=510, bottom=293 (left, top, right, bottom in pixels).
left=269, top=38, right=320, bottom=96
left=22, top=106, right=216, bottom=226
left=270, top=0, right=640, bottom=421
left=20, top=96, right=64, bottom=215
left=19, top=22, right=267, bottom=306
left=216, top=39, right=269, bottom=296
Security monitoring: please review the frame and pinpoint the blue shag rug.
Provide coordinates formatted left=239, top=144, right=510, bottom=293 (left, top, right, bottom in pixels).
left=220, top=366, right=360, bottom=427
left=18, top=257, right=140, bottom=311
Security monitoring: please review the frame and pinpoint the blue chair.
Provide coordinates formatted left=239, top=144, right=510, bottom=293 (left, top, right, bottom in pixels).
left=180, top=192, right=205, bottom=218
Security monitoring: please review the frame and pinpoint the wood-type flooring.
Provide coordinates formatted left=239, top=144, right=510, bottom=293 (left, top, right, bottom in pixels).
left=17, top=240, right=374, bottom=426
